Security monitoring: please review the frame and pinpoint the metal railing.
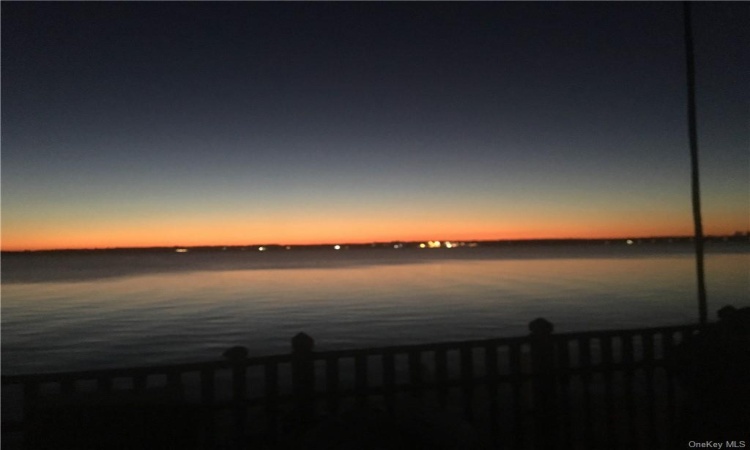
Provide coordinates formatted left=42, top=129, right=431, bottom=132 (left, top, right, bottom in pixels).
left=2, top=320, right=704, bottom=449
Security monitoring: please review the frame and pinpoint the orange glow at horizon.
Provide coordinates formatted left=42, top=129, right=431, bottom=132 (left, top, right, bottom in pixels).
left=3, top=213, right=742, bottom=251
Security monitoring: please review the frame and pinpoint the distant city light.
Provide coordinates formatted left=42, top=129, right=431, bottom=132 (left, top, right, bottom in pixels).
left=626, top=239, right=634, bottom=245
left=259, top=246, right=266, bottom=252
left=334, top=245, right=341, bottom=250
left=445, top=241, right=453, bottom=249
left=427, top=241, right=441, bottom=248
left=175, top=248, right=188, bottom=253
left=419, top=243, right=426, bottom=249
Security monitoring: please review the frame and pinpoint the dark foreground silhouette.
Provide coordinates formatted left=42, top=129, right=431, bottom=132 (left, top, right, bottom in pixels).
left=5, top=305, right=749, bottom=450
left=289, top=402, right=486, bottom=450
left=23, top=389, right=206, bottom=450
left=670, top=305, right=750, bottom=444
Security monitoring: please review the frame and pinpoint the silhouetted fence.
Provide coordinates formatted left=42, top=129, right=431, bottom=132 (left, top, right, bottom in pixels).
left=1, top=320, right=708, bottom=449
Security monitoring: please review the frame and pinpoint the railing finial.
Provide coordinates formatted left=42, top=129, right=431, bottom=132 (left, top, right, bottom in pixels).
left=529, top=318, right=554, bottom=335
left=292, top=332, right=314, bottom=353
left=223, top=345, right=248, bottom=362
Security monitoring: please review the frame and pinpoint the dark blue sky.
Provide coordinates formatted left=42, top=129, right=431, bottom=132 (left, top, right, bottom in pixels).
left=2, top=2, right=748, bottom=249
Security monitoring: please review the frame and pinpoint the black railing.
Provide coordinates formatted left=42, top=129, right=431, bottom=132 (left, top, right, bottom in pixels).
left=0, top=320, right=712, bottom=449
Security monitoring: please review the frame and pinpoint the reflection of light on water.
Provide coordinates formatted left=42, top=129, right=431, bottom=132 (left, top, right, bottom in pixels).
left=2, top=248, right=747, bottom=374
left=175, top=248, right=188, bottom=253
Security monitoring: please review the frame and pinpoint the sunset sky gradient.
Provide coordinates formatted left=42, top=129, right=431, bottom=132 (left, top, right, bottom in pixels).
left=2, top=2, right=748, bottom=251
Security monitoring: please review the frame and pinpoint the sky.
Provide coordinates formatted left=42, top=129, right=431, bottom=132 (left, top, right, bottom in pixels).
left=2, top=2, right=748, bottom=251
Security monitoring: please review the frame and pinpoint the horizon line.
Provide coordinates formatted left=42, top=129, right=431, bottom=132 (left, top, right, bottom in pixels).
left=3, top=233, right=748, bottom=253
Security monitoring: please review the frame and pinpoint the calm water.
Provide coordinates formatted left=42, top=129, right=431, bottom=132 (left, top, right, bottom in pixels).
left=2, top=243, right=748, bottom=375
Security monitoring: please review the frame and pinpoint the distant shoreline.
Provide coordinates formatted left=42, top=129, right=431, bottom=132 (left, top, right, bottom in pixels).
left=2, top=234, right=748, bottom=254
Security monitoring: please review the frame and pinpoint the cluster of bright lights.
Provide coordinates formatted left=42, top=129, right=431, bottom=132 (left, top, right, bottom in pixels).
left=172, top=242, right=484, bottom=253
left=419, top=241, right=462, bottom=249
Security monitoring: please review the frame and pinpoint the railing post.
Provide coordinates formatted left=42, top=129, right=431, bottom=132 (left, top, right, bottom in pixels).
left=292, top=332, right=315, bottom=429
left=223, top=345, right=248, bottom=448
left=529, top=318, right=557, bottom=450
left=223, top=346, right=249, bottom=400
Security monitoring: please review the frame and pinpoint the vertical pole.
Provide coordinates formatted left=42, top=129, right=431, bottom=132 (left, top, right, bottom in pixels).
left=200, top=367, right=216, bottom=447
left=460, top=344, right=475, bottom=421
left=354, top=354, right=368, bottom=408
left=325, top=356, right=340, bottom=414
left=484, top=343, right=500, bottom=446
left=264, top=362, right=280, bottom=445
left=292, top=332, right=315, bottom=429
left=383, top=351, right=396, bottom=414
left=530, top=318, right=557, bottom=450
left=509, top=342, right=524, bottom=449
left=223, top=345, right=248, bottom=449
left=683, top=0, right=708, bottom=326
left=23, top=381, right=40, bottom=450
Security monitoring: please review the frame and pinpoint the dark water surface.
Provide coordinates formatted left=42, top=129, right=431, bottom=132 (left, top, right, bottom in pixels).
left=2, top=243, right=748, bottom=375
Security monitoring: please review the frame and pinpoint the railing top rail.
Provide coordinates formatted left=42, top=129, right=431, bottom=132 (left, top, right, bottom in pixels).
left=550, top=323, right=701, bottom=340
left=312, top=323, right=702, bottom=359
left=313, top=335, right=530, bottom=359
left=1, top=353, right=292, bottom=385
left=2, top=322, right=703, bottom=385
